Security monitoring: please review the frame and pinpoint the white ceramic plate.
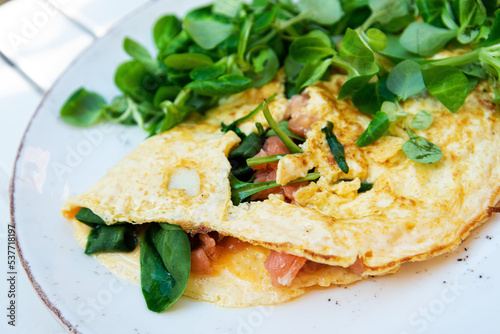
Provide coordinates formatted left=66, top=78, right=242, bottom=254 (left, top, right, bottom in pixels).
left=11, top=1, right=500, bottom=333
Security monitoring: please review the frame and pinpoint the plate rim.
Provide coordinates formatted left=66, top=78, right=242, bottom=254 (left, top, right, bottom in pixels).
left=9, top=1, right=160, bottom=332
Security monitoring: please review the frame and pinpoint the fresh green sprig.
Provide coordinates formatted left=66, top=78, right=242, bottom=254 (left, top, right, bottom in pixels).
left=402, top=122, right=443, bottom=164
left=246, top=154, right=287, bottom=166
left=221, top=93, right=277, bottom=136
left=356, top=111, right=391, bottom=147
left=262, top=99, right=303, bottom=154
left=230, top=172, right=320, bottom=205
left=265, top=121, right=305, bottom=141
left=59, top=0, right=500, bottom=161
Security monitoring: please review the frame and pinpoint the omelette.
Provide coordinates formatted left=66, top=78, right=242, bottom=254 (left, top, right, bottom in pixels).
left=62, top=70, right=500, bottom=307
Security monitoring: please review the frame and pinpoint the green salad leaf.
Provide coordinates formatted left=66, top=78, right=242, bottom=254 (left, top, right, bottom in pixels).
left=75, top=208, right=138, bottom=255
left=140, top=223, right=191, bottom=312
left=402, top=124, right=443, bottom=164
left=60, top=89, right=106, bottom=127
left=356, top=111, right=391, bottom=147
left=60, top=0, right=500, bottom=152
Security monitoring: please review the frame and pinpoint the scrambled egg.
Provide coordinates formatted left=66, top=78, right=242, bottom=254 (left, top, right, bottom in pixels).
left=63, top=71, right=500, bottom=306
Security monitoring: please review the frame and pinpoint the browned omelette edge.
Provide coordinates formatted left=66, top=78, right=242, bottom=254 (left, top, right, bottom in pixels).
left=234, top=186, right=500, bottom=276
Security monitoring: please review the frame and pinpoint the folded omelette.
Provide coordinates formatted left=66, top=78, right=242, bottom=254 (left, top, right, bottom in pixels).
left=62, top=72, right=500, bottom=307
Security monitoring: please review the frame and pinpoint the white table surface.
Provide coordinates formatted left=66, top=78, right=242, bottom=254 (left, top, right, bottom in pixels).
left=0, top=1, right=151, bottom=332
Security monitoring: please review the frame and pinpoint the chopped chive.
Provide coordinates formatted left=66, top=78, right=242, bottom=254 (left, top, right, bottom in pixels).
left=321, top=121, right=349, bottom=174
left=246, top=154, right=288, bottom=166
left=221, top=93, right=277, bottom=134
left=230, top=172, right=319, bottom=205
left=262, top=99, right=303, bottom=154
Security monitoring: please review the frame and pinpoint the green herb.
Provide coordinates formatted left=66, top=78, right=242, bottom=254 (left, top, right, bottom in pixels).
left=358, top=182, right=373, bottom=193
left=60, top=89, right=106, bottom=126
left=184, top=7, right=235, bottom=50
left=85, top=224, right=138, bottom=255
left=124, top=38, right=158, bottom=71
left=186, top=74, right=253, bottom=96
left=245, top=47, right=280, bottom=87
left=386, top=60, right=425, bottom=100
left=411, top=110, right=434, bottom=130
left=290, top=32, right=336, bottom=63
left=381, top=101, right=409, bottom=122
left=246, top=154, right=287, bottom=166
left=60, top=0, right=500, bottom=143
left=266, top=121, right=305, bottom=142
left=363, top=0, right=416, bottom=31
left=75, top=208, right=138, bottom=255
left=262, top=100, right=303, bottom=154
left=400, top=22, right=457, bottom=57
left=164, top=53, right=213, bottom=70
left=75, top=207, right=105, bottom=226
left=228, top=132, right=262, bottom=160
left=352, top=78, right=396, bottom=115
left=402, top=123, right=443, bottom=164
left=379, top=34, right=421, bottom=62
left=356, top=111, right=391, bottom=147
left=321, top=121, right=349, bottom=174
left=117, top=60, right=163, bottom=103
left=333, top=28, right=379, bottom=99
left=221, top=93, right=277, bottom=135
left=297, top=0, right=344, bottom=25
left=153, top=15, right=182, bottom=52
left=364, top=28, right=388, bottom=52
left=295, top=58, right=333, bottom=92
left=158, top=100, right=196, bottom=133
left=422, top=66, right=469, bottom=112
left=456, top=0, right=487, bottom=44
left=230, top=172, right=320, bottom=205
left=213, top=0, right=242, bottom=18
left=228, top=131, right=264, bottom=180
left=140, top=223, right=190, bottom=312
left=416, top=0, right=446, bottom=26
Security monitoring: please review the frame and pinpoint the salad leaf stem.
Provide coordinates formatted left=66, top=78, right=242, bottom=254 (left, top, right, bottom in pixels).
left=230, top=172, right=320, bottom=205
left=262, top=99, right=303, bottom=153
left=221, top=93, right=277, bottom=134
left=237, top=14, right=254, bottom=67
left=246, top=154, right=288, bottom=166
